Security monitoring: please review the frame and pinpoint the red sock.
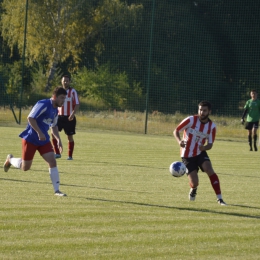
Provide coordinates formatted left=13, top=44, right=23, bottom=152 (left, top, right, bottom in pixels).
left=52, top=138, right=60, bottom=154
left=68, top=141, right=74, bottom=157
left=209, top=173, right=221, bottom=195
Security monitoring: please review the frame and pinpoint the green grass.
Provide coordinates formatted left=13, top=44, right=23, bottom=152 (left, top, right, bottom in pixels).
left=1, top=126, right=260, bottom=259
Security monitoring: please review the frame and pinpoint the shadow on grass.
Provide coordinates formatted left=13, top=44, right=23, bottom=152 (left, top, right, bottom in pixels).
left=83, top=197, right=260, bottom=219
left=76, top=161, right=260, bottom=177
left=87, top=160, right=166, bottom=170
left=6, top=164, right=260, bottom=179
left=228, top=204, right=260, bottom=210
left=2, top=177, right=260, bottom=219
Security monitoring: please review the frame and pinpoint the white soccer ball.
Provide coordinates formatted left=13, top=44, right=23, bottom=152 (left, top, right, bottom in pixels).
left=169, top=161, right=186, bottom=177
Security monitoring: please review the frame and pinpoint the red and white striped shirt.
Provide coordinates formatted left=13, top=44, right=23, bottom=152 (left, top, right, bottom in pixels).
left=58, top=88, right=79, bottom=116
left=176, top=115, right=216, bottom=158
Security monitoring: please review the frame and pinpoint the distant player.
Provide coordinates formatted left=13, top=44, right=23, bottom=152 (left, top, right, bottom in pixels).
left=3, top=87, right=68, bottom=196
left=241, top=89, right=260, bottom=151
left=173, top=101, right=227, bottom=205
left=52, top=75, right=80, bottom=160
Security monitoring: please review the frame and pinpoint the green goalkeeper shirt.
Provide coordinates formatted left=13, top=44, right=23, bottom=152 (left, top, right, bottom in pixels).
left=244, top=99, right=260, bottom=122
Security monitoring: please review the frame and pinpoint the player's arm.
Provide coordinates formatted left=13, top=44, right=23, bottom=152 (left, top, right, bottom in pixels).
left=51, top=125, right=63, bottom=154
left=173, top=129, right=186, bottom=148
left=28, top=117, right=46, bottom=141
left=241, top=109, right=248, bottom=124
left=68, top=103, right=79, bottom=121
left=51, top=115, right=63, bottom=153
left=199, top=125, right=216, bottom=151
left=68, top=90, right=80, bottom=121
left=199, top=142, right=213, bottom=151
left=173, top=117, right=191, bottom=148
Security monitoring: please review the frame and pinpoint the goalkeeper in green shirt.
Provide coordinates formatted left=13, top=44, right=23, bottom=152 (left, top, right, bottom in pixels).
left=241, top=90, right=260, bottom=151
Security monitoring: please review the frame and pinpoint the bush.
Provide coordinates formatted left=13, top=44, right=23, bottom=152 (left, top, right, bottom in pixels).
left=72, top=63, right=144, bottom=110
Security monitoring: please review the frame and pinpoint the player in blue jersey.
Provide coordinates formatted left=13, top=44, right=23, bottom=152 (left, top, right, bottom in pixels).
left=3, top=87, right=68, bottom=196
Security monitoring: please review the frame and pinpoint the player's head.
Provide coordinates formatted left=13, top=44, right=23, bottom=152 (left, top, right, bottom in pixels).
left=52, top=87, right=67, bottom=107
left=250, top=90, right=257, bottom=100
left=198, top=101, right=211, bottom=121
left=198, top=101, right=211, bottom=110
left=61, top=75, right=70, bottom=89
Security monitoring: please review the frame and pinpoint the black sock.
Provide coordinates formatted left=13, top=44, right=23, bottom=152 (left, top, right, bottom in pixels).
left=254, top=135, right=257, bottom=150
left=248, top=135, right=252, bottom=149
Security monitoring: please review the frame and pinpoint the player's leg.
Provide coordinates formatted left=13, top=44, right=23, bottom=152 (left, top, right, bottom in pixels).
left=201, top=157, right=227, bottom=206
left=52, top=134, right=61, bottom=158
left=67, top=134, right=74, bottom=160
left=3, top=154, right=21, bottom=172
left=52, top=116, right=63, bottom=159
left=3, top=139, right=35, bottom=172
left=21, top=139, right=37, bottom=170
left=64, top=117, right=76, bottom=160
left=182, top=157, right=198, bottom=201
left=248, top=130, right=253, bottom=151
left=187, top=170, right=199, bottom=189
left=252, top=122, right=258, bottom=151
left=245, top=122, right=253, bottom=151
left=39, top=142, right=66, bottom=196
left=187, top=170, right=199, bottom=201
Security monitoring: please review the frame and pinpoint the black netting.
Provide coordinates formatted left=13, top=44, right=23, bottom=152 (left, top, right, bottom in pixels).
left=0, top=0, right=258, bottom=133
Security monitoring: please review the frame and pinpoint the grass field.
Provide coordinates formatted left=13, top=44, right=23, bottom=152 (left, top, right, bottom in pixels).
left=1, top=125, right=260, bottom=260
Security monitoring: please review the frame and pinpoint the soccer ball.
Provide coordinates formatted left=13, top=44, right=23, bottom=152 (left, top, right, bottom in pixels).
left=169, top=161, right=186, bottom=177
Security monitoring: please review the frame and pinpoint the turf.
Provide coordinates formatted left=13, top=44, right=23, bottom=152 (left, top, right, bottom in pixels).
left=1, top=127, right=260, bottom=259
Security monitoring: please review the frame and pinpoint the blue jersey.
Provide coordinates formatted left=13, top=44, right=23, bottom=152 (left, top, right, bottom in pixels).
left=19, top=99, right=58, bottom=146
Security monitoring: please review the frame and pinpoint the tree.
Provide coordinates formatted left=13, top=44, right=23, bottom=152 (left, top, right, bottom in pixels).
left=1, top=0, right=142, bottom=91
left=73, top=63, right=143, bottom=110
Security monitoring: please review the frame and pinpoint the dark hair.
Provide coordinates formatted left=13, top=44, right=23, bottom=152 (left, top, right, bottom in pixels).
left=53, top=86, right=67, bottom=97
left=198, top=101, right=211, bottom=110
left=62, top=75, right=70, bottom=80
left=250, top=89, right=257, bottom=93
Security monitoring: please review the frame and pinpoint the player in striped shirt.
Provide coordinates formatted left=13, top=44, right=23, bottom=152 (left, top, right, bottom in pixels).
left=173, top=101, right=227, bottom=205
left=3, top=87, right=68, bottom=196
left=52, top=75, right=80, bottom=160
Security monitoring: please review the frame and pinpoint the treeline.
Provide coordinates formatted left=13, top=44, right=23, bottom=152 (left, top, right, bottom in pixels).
left=0, top=0, right=259, bottom=115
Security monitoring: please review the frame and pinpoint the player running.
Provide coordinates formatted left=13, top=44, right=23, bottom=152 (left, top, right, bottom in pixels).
left=173, top=101, right=227, bottom=205
left=3, top=87, right=68, bottom=196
